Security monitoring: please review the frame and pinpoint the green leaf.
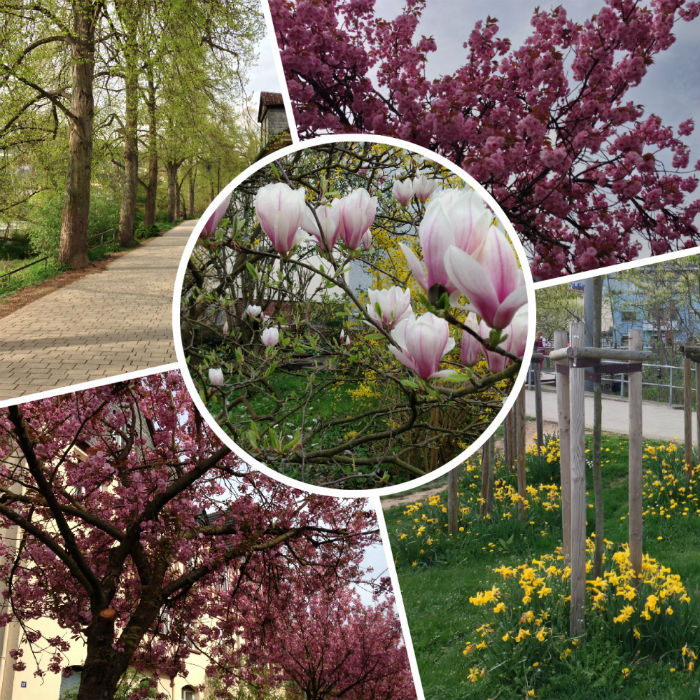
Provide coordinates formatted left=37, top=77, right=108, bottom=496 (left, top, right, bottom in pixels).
left=245, top=262, right=259, bottom=279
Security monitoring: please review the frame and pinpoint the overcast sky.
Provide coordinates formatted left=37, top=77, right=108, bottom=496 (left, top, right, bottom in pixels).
left=373, top=0, right=700, bottom=165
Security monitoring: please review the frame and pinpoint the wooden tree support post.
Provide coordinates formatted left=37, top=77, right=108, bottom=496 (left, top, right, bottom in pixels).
left=628, top=329, right=643, bottom=579
left=684, top=354, right=693, bottom=470
left=554, top=330, right=572, bottom=561
left=480, top=439, right=493, bottom=517
left=696, top=361, right=700, bottom=470
left=448, top=467, right=458, bottom=536
left=534, top=355, right=543, bottom=454
left=568, top=322, right=586, bottom=637
left=516, top=390, right=527, bottom=522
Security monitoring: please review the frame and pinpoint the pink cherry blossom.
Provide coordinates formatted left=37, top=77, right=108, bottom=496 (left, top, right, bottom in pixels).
left=254, top=182, right=307, bottom=254
left=389, top=312, right=455, bottom=379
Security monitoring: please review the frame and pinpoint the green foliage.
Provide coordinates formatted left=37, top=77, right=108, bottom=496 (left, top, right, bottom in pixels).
left=0, top=232, right=32, bottom=259
left=24, top=190, right=121, bottom=260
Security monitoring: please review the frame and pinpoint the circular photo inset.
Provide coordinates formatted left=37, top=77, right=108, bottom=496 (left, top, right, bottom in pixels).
left=177, top=136, right=534, bottom=491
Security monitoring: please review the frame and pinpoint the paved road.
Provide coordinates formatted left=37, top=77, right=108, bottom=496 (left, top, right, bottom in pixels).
left=0, top=221, right=195, bottom=403
left=524, top=386, right=691, bottom=442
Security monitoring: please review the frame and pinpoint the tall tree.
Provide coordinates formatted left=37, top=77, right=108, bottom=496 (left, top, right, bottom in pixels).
left=0, top=372, right=377, bottom=700
left=270, top=0, right=700, bottom=278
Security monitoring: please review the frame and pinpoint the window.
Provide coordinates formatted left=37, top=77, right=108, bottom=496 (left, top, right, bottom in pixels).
left=182, top=686, right=196, bottom=700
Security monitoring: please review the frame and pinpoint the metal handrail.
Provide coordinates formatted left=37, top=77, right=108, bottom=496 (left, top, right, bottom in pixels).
left=0, top=227, right=116, bottom=286
left=0, top=256, right=48, bottom=285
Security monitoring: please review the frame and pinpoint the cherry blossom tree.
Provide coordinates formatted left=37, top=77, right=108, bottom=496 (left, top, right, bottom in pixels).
left=0, top=372, right=379, bottom=700
left=210, top=586, right=416, bottom=700
left=270, top=0, right=700, bottom=278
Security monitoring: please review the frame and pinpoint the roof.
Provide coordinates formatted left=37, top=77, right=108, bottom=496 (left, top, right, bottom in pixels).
left=257, top=91, right=284, bottom=122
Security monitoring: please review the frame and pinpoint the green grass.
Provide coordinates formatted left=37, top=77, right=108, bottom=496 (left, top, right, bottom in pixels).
left=0, top=219, right=177, bottom=300
left=384, top=430, right=700, bottom=699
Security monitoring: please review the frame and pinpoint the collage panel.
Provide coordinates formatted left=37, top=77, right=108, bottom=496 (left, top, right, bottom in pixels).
left=176, top=136, right=533, bottom=492
left=381, top=253, right=700, bottom=699
left=0, top=0, right=282, bottom=405
left=267, top=0, right=700, bottom=280
left=1, top=0, right=699, bottom=697
left=0, top=370, right=417, bottom=700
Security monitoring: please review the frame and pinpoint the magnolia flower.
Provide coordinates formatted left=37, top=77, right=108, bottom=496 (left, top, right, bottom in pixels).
left=389, top=312, right=455, bottom=380
left=261, top=327, right=279, bottom=347
left=337, top=188, right=377, bottom=249
left=345, top=334, right=351, bottom=347
left=208, top=368, right=224, bottom=386
left=361, top=230, right=373, bottom=250
left=412, top=174, right=438, bottom=202
left=201, top=193, right=232, bottom=237
left=245, top=304, right=262, bottom=317
left=466, top=308, right=529, bottom=372
left=400, top=188, right=493, bottom=297
left=392, top=179, right=414, bottom=206
left=301, top=201, right=341, bottom=252
left=366, top=287, right=413, bottom=330
left=254, top=182, right=307, bottom=254
left=445, top=228, right=527, bottom=329
left=339, top=329, right=345, bottom=341
left=460, top=315, right=484, bottom=367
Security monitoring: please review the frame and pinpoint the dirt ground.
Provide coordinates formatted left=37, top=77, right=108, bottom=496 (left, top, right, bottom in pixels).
left=381, top=418, right=559, bottom=509
left=0, top=252, right=127, bottom=320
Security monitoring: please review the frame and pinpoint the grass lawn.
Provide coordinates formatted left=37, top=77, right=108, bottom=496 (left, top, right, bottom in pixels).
left=384, top=431, right=700, bottom=699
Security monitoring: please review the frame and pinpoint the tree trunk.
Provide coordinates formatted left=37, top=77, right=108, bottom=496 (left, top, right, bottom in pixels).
left=167, top=162, right=178, bottom=221
left=592, top=276, right=605, bottom=578
left=58, top=1, right=97, bottom=269
left=143, top=63, right=158, bottom=227
left=118, top=9, right=139, bottom=247
left=188, top=165, right=196, bottom=217
left=77, top=617, right=126, bottom=700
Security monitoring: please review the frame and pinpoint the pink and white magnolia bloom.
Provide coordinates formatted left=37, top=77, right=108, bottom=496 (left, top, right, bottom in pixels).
left=389, top=312, right=455, bottom=380
left=202, top=193, right=232, bottom=237
left=392, top=179, right=414, bottom=206
left=472, top=308, right=529, bottom=373
left=245, top=304, right=262, bottom=317
left=459, top=315, right=484, bottom=367
left=412, top=174, right=437, bottom=203
left=255, top=182, right=307, bottom=254
left=361, top=230, right=373, bottom=250
left=366, top=287, right=413, bottom=330
left=261, top=327, right=280, bottom=347
left=302, top=200, right=342, bottom=252
left=208, top=368, right=224, bottom=386
left=444, top=228, right=527, bottom=329
left=337, top=188, right=377, bottom=249
left=400, top=188, right=493, bottom=297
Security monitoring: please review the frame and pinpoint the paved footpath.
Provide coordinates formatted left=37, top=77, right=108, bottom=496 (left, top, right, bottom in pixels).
left=0, top=220, right=195, bottom=403
left=525, top=387, right=692, bottom=443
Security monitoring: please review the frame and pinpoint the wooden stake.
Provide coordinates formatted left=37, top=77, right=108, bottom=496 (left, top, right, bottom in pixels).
left=569, top=321, right=586, bottom=637
left=447, top=467, right=458, bottom=536
left=516, top=390, right=527, bottom=522
left=628, top=329, right=643, bottom=579
left=684, top=355, right=693, bottom=471
left=555, top=329, right=572, bottom=561
left=535, top=359, right=543, bottom=454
